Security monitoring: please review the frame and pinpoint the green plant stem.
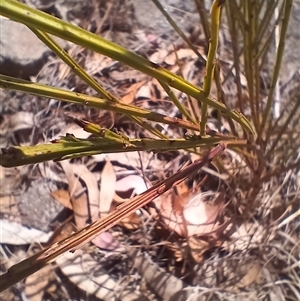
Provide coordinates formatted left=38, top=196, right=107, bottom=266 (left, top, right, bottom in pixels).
left=29, top=28, right=115, bottom=102
left=0, top=0, right=254, bottom=137
left=0, top=74, right=200, bottom=132
left=29, top=27, right=166, bottom=139
left=0, top=143, right=226, bottom=291
left=201, top=0, right=223, bottom=135
left=0, top=135, right=236, bottom=167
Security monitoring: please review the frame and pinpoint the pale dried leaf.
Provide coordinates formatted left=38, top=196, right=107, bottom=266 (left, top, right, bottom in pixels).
left=148, top=48, right=168, bottom=64
left=118, top=212, right=141, bottom=230
left=184, top=192, right=224, bottom=236
left=71, top=164, right=99, bottom=222
left=56, top=250, right=142, bottom=301
left=25, top=265, right=54, bottom=301
left=93, top=152, right=145, bottom=169
left=9, top=111, right=35, bottom=132
left=60, top=161, right=89, bottom=229
left=0, top=219, right=52, bottom=244
left=121, top=81, right=147, bottom=104
left=234, top=263, right=263, bottom=289
left=92, top=231, right=119, bottom=250
left=115, top=174, right=149, bottom=195
left=164, top=48, right=198, bottom=65
left=129, top=249, right=184, bottom=301
left=99, top=159, right=116, bottom=215
left=38, top=161, right=68, bottom=184
left=50, top=189, right=72, bottom=210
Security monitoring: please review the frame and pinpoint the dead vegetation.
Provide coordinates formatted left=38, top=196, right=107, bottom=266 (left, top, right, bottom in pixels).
left=0, top=0, right=299, bottom=300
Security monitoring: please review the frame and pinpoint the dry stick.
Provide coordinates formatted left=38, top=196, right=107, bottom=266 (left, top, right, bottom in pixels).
left=0, top=143, right=226, bottom=291
left=258, top=0, right=293, bottom=140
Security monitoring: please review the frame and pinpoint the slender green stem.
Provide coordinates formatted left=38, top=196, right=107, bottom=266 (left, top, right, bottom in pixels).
left=0, top=135, right=235, bottom=167
left=0, top=74, right=199, bottom=132
left=201, top=0, right=223, bottom=135
left=0, top=0, right=254, bottom=137
left=29, top=28, right=115, bottom=102
left=158, top=80, right=197, bottom=124
left=29, top=27, right=166, bottom=139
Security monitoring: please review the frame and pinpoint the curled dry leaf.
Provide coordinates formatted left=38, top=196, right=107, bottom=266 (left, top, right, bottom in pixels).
left=154, top=190, right=225, bottom=237
left=115, top=174, right=150, bottom=195
left=183, top=192, right=224, bottom=236
left=92, top=231, right=119, bottom=251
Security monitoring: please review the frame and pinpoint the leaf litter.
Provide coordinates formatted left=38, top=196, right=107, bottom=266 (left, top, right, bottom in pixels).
left=1, top=1, right=300, bottom=300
